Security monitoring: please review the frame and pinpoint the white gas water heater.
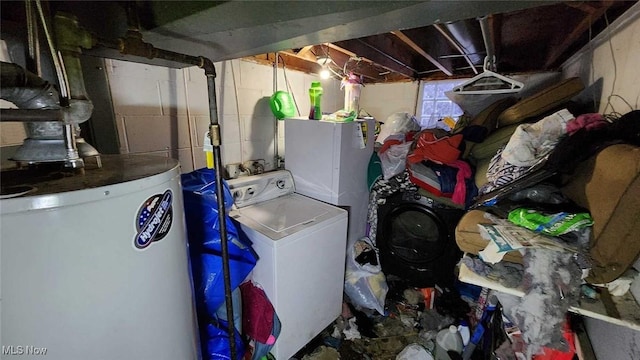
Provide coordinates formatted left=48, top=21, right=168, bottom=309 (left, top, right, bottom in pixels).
left=0, top=155, right=199, bottom=360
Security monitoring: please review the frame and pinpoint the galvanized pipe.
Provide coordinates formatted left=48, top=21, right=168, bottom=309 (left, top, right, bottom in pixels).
left=35, top=0, right=83, bottom=168
left=205, top=70, right=238, bottom=360
left=97, top=27, right=237, bottom=358
left=100, top=29, right=203, bottom=68
left=53, top=13, right=95, bottom=125
left=478, top=16, right=496, bottom=71
left=0, top=109, right=63, bottom=122
left=0, top=61, right=60, bottom=110
left=90, top=20, right=236, bottom=356
left=35, top=0, right=69, bottom=100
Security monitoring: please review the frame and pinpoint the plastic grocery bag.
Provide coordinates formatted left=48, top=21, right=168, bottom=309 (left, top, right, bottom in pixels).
left=344, top=237, right=388, bottom=315
left=204, top=320, right=246, bottom=360
left=377, top=112, right=420, bottom=144
left=507, top=208, right=593, bottom=236
left=182, top=168, right=258, bottom=318
left=379, top=141, right=412, bottom=180
left=396, top=344, right=433, bottom=360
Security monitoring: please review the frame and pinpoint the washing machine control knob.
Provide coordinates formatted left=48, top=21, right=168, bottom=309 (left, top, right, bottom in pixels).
left=276, top=179, right=286, bottom=189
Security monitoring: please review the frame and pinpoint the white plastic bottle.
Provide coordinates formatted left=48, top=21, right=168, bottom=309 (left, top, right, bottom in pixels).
left=434, top=325, right=464, bottom=360
left=458, top=320, right=471, bottom=346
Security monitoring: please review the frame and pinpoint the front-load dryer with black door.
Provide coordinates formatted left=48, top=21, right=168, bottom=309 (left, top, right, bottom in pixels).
left=376, top=190, right=465, bottom=288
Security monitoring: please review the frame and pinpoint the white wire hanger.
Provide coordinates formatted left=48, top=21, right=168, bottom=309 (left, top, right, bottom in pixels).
left=451, top=56, right=524, bottom=95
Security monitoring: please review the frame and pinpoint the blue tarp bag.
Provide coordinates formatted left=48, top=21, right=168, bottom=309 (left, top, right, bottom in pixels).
left=205, top=320, right=245, bottom=360
left=181, top=168, right=258, bottom=318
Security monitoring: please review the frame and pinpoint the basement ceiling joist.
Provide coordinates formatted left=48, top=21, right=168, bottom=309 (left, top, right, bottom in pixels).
left=1, top=1, right=636, bottom=84
left=391, top=30, right=453, bottom=76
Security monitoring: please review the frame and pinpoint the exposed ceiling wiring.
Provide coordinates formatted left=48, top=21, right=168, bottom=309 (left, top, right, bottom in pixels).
left=343, top=56, right=362, bottom=76
left=326, top=65, right=343, bottom=79
left=317, top=44, right=346, bottom=80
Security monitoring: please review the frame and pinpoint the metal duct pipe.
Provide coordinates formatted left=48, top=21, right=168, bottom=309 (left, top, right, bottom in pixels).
left=0, top=61, right=60, bottom=110
left=0, top=61, right=62, bottom=139
left=434, top=24, right=479, bottom=75
left=32, top=0, right=91, bottom=168
left=0, top=61, right=99, bottom=165
left=442, top=20, right=485, bottom=66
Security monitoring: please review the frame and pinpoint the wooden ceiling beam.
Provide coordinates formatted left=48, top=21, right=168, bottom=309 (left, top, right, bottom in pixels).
left=322, top=47, right=384, bottom=81
left=248, top=53, right=312, bottom=76
left=325, top=43, right=377, bottom=66
left=255, top=47, right=385, bottom=82
left=280, top=49, right=316, bottom=63
left=334, top=37, right=416, bottom=79
left=310, top=43, right=412, bottom=82
left=544, top=1, right=612, bottom=68
left=391, top=30, right=453, bottom=76
left=325, top=43, right=357, bottom=58
left=564, top=1, right=603, bottom=14
left=325, top=43, right=409, bottom=82
left=296, top=45, right=314, bottom=57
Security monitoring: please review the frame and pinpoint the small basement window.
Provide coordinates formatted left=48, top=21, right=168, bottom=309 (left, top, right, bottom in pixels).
left=416, top=79, right=467, bottom=129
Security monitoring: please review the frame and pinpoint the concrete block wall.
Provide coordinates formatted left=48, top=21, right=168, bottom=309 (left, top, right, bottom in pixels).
left=106, top=58, right=341, bottom=173
left=359, top=81, right=419, bottom=124
left=562, top=4, right=640, bottom=359
left=0, top=108, right=24, bottom=147
left=563, top=3, right=640, bottom=115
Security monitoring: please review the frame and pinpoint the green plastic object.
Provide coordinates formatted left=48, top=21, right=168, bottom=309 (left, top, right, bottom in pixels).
left=269, top=91, right=296, bottom=120
left=507, top=208, right=594, bottom=236
left=308, top=81, right=323, bottom=120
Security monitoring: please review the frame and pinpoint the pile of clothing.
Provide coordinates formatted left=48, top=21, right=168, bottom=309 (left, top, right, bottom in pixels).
left=374, top=113, right=478, bottom=208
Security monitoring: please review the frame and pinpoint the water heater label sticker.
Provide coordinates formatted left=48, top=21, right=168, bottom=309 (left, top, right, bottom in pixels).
left=134, top=190, right=173, bottom=250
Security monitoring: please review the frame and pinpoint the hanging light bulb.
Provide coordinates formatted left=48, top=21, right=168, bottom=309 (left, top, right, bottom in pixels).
left=316, top=56, right=332, bottom=79
left=320, top=68, right=331, bottom=79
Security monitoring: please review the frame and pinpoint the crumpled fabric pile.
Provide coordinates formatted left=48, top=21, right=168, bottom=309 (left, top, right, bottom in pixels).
left=495, top=248, right=582, bottom=358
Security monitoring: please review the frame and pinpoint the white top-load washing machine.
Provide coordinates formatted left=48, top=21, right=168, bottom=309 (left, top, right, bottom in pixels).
left=227, top=170, right=347, bottom=360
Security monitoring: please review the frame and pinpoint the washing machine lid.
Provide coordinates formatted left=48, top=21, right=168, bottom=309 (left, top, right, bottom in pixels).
left=230, top=193, right=346, bottom=240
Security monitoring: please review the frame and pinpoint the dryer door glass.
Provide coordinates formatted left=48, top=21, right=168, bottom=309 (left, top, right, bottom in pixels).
left=387, top=208, right=446, bottom=265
